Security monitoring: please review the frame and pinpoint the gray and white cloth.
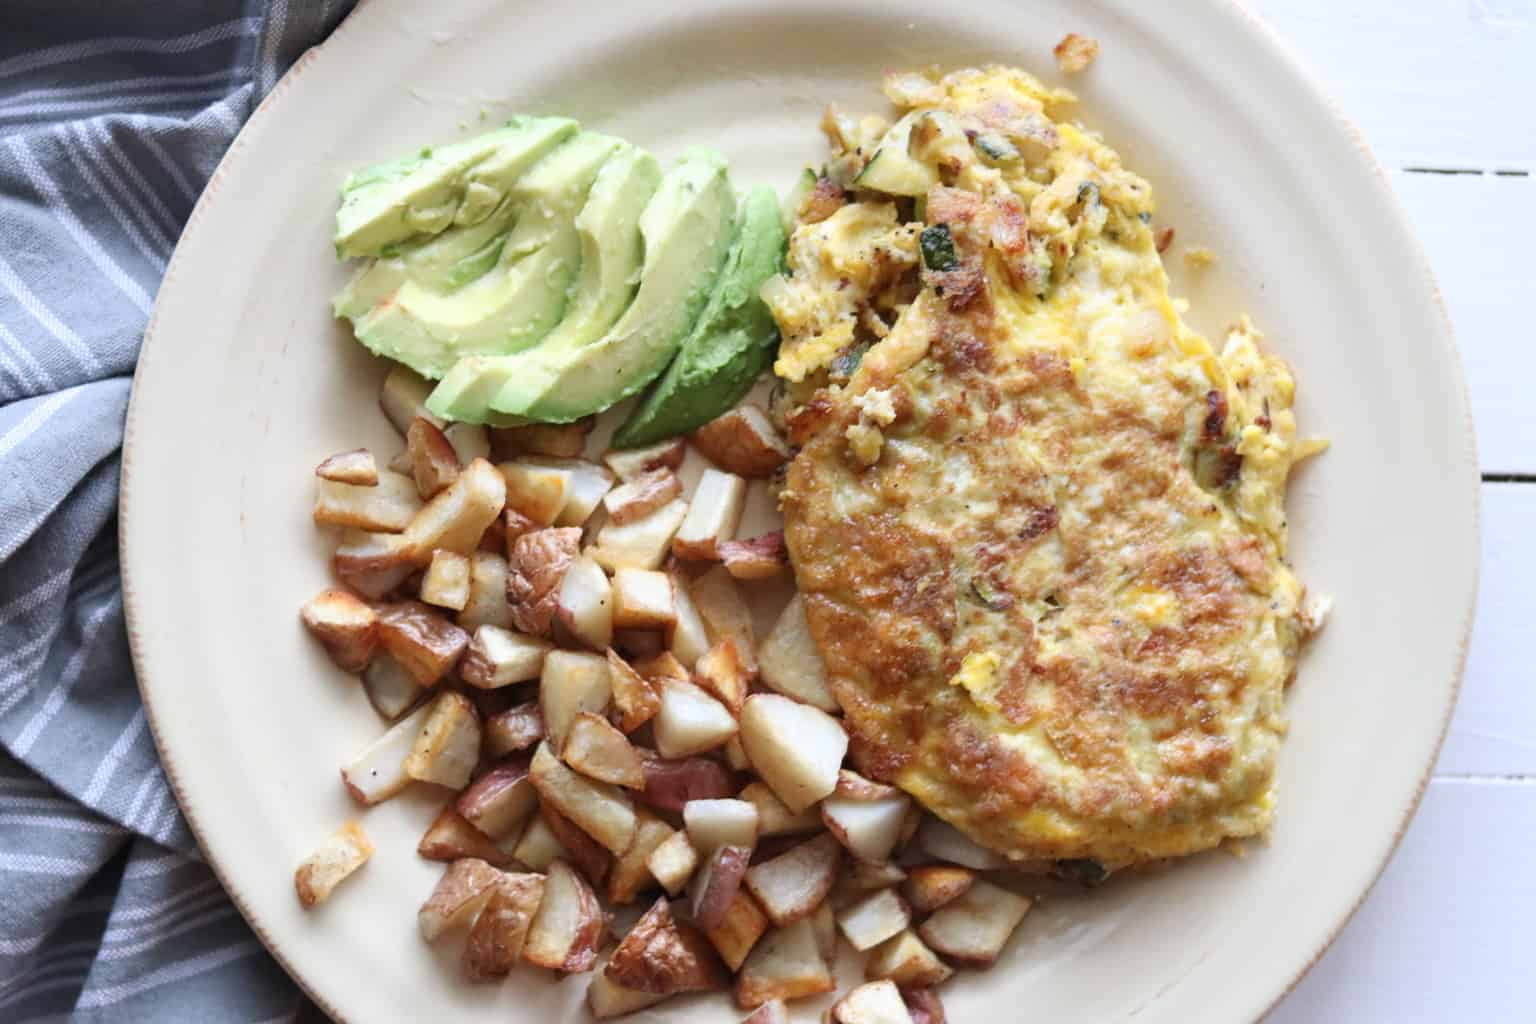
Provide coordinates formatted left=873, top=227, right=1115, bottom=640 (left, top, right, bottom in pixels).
left=1, top=3, right=355, bottom=1020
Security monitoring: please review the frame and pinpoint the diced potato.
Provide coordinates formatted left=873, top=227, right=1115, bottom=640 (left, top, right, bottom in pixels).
left=835, top=888, right=909, bottom=952
left=645, top=830, right=699, bottom=896
left=314, top=471, right=422, bottom=532
left=810, top=901, right=837, bottom=966
left=689, top=843, right=752, bottom=931
left=705, top=888, right=769, bottom=972
left=375, top=600, right=469, bottom=685
left=523, top=860, right=605, bottom=972
left=380, top=365, right=442, bottom=434
left=332, top=529, right=414, bottom=599
left=591, top=498, right=689, bottom=571
left=635, top=752, right=735, bottom=814
left=294, top=821, right=372, bottom=908
left=902, top=864, right=976, bottom=914
left=495, top=419, right=595, bottom=459
left=407, top=416, right=461, bottom=498
left=456, top=551, right=515, bottom=631
left=360, top=654, right=422, bottom=720
left=739, top=694, right=847, bottom=813
left=300, top=588, right=378, bottom=672
left=459, top=624, right=550, bottom=689
left=607, top=809, right=675, bottom=905
left=401, top=458, right=507, bottom=560
left=537, top=457, right=615, bottom=527
left=418, top=805, right=513, bottom=866
left=634, top=651, right=690, bottom=683
left=420, top=550, right=471, bottom=611
left=734, top=917, right=834, bottom=1009
left=417, top=857, right=501, bottom=942
left=689, top=566, right=756, bottom=671
left=557, top=554, right=614, bottom=650
left=719, top=532, right=789, bottom=580
left=499, top=461, right=569, bottom=526
left=743, top=833, right=842, bottom=927
left=1054, top=31, right=1100, bottom=73
left=653, top=678, right=738, bottom=758
left=456, top=757, right=537, bottom=840
left=603, top=467, right=683, bottom=525
left=834, top=862, right=908, bottom=906
left=822, top=789, right=912, bottom=865
left=316, top=449, right=378, bottom=485
left=341, top=701, right=434, bottom=805
left=604, top=896, right=727, bottom=994
left=507, top=526, right=582, bottom=635
left=540, top=805, right=615, bottom=888
left=387, top=449, right=414, bottom=475
left=563, top=711, right=645, bottom=789
left=684, top=799, right=759, bottom=855
left=758, top=595, right=837, bottom=711
left=485, top=699, right=545, bottom=758
left=443, top=421, right=491, bottom=465
left=612, top=628, right=664, bottom=659
left=540, top=649, right=611, bottom=750
left=724, top=736, right=752, bottom=772
left=607, top=649, right=661, bottom=733
left=695, top=638, right=750, bottom=714
left=530, top=742, right=637, bottom=855
left=740, top=782, right=822, bottom=838
left=902, top=987, right=946, bottom=1024
left=865, top=929, right=954, bottom=989
left=603, top=439, right=687, bottom=481
left=610, top=569, right=675, bottom=629
left=513, top=814, right=567, bottom=872
left=672, top=468, right=746, bottom=560
left=916, top=879, right=1032, bottom=966
left=404, top=691, right=480, bottom=789
left=739, top=999, right=790, bottom=1024
left=587, top=970, right=671, bottom=1018
left=829, top=980, right=911, bottom=1024
left=667, top=569, right=712, bottom=668
left=462, top=871, right=546, bottom=981
left=915, top=816, right=1007, bottom=871
left=692, top=405, right=789, bottom=479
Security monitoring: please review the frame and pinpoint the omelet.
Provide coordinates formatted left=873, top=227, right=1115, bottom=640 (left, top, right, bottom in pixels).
left=766, top=66, right=1323, bottom=867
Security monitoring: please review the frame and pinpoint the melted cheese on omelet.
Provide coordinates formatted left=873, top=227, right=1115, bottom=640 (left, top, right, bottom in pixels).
left=770, top=66, right=1322, bottom=867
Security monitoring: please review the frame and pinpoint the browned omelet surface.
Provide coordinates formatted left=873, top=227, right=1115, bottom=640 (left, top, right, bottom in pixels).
left=767, top=67, right=1322, bottom=866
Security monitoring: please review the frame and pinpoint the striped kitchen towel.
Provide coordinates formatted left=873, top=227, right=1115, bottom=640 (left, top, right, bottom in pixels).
left=1, top=3, right=355, bottom=1020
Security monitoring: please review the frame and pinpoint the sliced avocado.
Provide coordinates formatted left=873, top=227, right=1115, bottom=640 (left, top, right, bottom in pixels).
left=345, top=132, right=624, bottom=379
left=426, top=147, right=662, bottom=423
left=853, top=109, right=963, bottom=197
left=612, top=185, right=785, bottom=448
left=333, top=115, right=577, bottom=260
left=486, top=150, right=736, bottom=423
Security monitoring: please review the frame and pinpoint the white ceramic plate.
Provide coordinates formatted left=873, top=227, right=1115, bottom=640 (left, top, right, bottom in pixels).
left=120, top=1, right=1478, bottom=1021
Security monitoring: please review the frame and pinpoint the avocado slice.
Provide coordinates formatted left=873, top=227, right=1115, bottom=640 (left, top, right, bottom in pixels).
left=612, top=185, right=785, bottom=448
left=333, top=115, right=577, bottom=260
left=426, top=146, right=662, bottom=423
left=343, top=132, right=624, bottom=380
left=486, top=149, right=736, bottom=423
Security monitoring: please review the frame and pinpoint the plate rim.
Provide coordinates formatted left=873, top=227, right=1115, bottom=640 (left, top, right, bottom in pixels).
left=116, top=2, right=1479, bottom=1020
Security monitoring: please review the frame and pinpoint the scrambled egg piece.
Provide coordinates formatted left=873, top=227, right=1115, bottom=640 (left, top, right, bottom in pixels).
left=770, top=66, right=1322, bottom=868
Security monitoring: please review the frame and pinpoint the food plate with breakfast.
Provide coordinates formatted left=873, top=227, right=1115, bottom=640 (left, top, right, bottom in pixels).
left=119, top=1, right=1477, bottom=1021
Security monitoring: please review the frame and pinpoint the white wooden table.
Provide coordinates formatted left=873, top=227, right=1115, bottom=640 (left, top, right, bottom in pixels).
left=1246, top=1, right=1535, bottom=1020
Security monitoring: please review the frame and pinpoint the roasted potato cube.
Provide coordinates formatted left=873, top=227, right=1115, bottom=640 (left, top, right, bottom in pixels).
left=462, top=871, right=546, bottom=981
left=380, top=365, right=442, bottom=434
left=404, top=691, right=480, bottom=789
left=530, top=742, right=637, bottom=855
left=695, top=638, right=750, bottom=714
left=332, top=529, right=414, bottom=599
left=535, top=456, right=615, bottom=526
left=443, top=421, right=491, bottom=464
left=607, top=809, right=676, bottom=905
left=401, top=457, right=506, bottom=560
left=689, top=566, right=756, bottom=671
left=691, top=405, right=789, bottom=479
left=603, top=467, right=683, bottom=525
left=610, top=568, right=674, bottom=629
left=653, top=678, right=738, bottom=758
left=689, top=843, right=753, bottom=932
left=587, top=970, right=670, bottom=1018
left=341, top=700, right=434, bottom=805
left=540, top=805, right=615, bottom=888
left=316, top=448, right=378, bottom=485
left=644, top=829, right=699, bottom=896
left=418, top=805, right=513, bottom=867
left=902, top=864, right=976, bottom=914
left=591, top=498, right=690, bottom=572
left=612, top=628, right=664, bottom=659
left=734, top=918, right=834, bottom=1009
left=607, top=649, right=661, bottom=734
left=635, top=752, right=735, bottom=814
left=667, top=568, right=712, bottom=668
left=672, top=468, right=746, bottom=560
left=456, top=551, right=515, bottom=631
left=407, top=416, right=460, bottom=499
left=523, top=859, right=604, bottom=973
left=758, top=594, right=837, bottom=711
left=744, top=833, right=841, bottom=927
left=603, top=438, right=687, bottom=481
left=705, top=888, right=769, bottom=972
left=420, top=550, right=471, bottom=611
left=294, top=821, right=372, bottom=908
left=513, top=814, right=568, bottom=872
left=494, top=419, right=595, bottom=459
left=915, top=816, right=1007, bottom=870
left=740, top=782, right=822, bottom=838
left=830, top=980, right=912, bottom=1024
left=417, top=857, right=501, bottom=942
left=563, top=711, right=645, bottom=789
left=540, top=649, right=611, bottom=750
left=739, top=999, right=790, bottom=1024
left=557, top=553, right=614, bottom=650
left=507, top=526, right=581, bottom=635
left=740, top=694, right=847, bottom=813
left=916, top=879, right=1032, bottom=966
left=360, top=653, right=422, bottom=720
left=499, top=461, right=569, bottom=526
left=822, top=786, right=912, bottom=865
left=605, top=896, right=727, bottom=994
left=459, top=624, right=550, bottom=689
left=455, top=756, right=537, bottom=840
left=314, top=471, right=422, bottom=532
left=485, top=699, right=545, bottom=758
left=300, top=588, right=378, bottom=672
left=865, top=929, right=954, bottom=989
left=719, top=532, right=789, bottom=580
left=835, top=888, right=910, bottom=952
left=375, top=600, right=469, bottom=685
left=684, top=799, right=759, bottom=856
left=902, top=987, right=947, bottom=1024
